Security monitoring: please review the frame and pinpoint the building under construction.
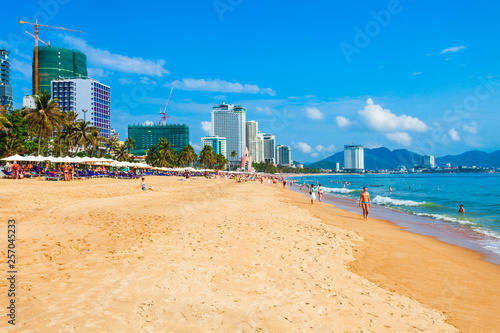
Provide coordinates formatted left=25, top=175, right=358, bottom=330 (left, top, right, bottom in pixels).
left=128, top=124, right=190, bottom=156
left=33, top=46, right=87, bottom=94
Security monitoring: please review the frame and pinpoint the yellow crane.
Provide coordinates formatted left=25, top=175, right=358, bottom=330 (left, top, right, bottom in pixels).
left=20, top=19, right=85, bottom=95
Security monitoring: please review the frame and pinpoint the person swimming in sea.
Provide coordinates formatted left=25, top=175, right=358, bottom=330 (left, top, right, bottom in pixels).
left=458, top=204, right=465, bottom=214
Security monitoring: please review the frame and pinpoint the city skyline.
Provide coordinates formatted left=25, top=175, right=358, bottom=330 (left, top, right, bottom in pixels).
left=1, top=1, right=500, bottom=162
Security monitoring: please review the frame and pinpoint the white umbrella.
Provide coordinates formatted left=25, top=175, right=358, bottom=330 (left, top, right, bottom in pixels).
left=1, top=154, right=24, bottom=161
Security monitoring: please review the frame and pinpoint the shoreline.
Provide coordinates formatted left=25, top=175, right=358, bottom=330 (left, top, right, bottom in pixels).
left=288, top=174, right=500, bottom=266
left=1, top=176, right=499, bottom=331
left=279, top=181, right=500, bottom=332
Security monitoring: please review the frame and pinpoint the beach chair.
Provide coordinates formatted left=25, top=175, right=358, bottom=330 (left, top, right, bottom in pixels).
left=43, top=171, right=63, bottom=181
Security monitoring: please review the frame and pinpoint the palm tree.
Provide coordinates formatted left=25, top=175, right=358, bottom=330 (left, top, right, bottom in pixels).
left=230, top=151, right=237, bottom=159
left=0, top=104, right=12, bottom=133
left=23, top=91, right=64, bottom=155
left=157, top=138, right=176, bottom=167
left=63, top=121, right=78, bottom=156
left=114, top=144, right=130, bottom=161
left=215, top=153, right=227, bottom=170
left=124, top=137, right=136, bottom=154
left=177, top=144, right=198, bottom=167
left=0, top=136, right=24, bottom=156
left=146, top=144, right=160, bottom=166
left=88, top=127, right=105, bottom=157
left=105, top=136, right=119, bottom=156
left=199, top=145, right=216, bottom=168
left=75, top=120, right=93, bottom=155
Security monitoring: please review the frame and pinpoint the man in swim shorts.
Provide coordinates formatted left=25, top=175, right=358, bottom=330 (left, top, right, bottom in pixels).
left=359, top=186, right=371, bottom=220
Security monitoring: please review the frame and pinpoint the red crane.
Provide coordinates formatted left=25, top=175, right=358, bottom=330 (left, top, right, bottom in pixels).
left=159, top=80, right=177, bottom=125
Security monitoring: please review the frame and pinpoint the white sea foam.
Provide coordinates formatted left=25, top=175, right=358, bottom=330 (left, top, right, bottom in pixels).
left=321, top=187, right=355, bottom=194
left=414, top=212, right=475, bottom=225
left=372, top=195, right=425, bottom=207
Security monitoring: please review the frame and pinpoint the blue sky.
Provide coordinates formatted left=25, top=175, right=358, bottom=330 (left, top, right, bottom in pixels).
left=2, top=0, right=500, bottom=162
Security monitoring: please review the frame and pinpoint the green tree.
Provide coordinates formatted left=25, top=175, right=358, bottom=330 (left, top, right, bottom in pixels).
left=23, top=91, right=64, bottom=155
left=157, top=138, right=176, bottom=167
left=177, top=144, right=198, bottom=167
left=215, top=153, right=227, bottom=170
left=75, top=120, right=93, bottom=155
left=0, top=136, right=24, bottom=156
left=114, top=144, right=130, bottom=161
left=230, top=150, right=237, bottom=159
left=124, top=137, right=136, bottom=154
left=199, top=145, right=216, bottom=168
left=0, top=104, right=12, bottom=133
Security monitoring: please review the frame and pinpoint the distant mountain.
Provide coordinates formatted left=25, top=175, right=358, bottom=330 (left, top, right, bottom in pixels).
left=436, top=150, right=500, bottom=168
left=309, top=148, right=500, bottom=170
left=309, top=147, right=422, bottom=171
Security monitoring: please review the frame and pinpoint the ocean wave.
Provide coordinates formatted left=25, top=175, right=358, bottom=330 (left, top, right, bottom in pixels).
left=414, top=212, right=475, bottom=225
left=321, top=187, right=355, bottom=194
left=372, top=196, right=425, bottom=207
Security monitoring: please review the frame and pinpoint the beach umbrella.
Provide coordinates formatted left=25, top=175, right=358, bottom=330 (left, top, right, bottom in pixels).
left=1, top=154, right=24, bottom=161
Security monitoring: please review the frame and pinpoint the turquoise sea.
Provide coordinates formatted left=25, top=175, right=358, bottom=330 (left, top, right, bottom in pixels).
left=290, top=173, right=500, bottom=262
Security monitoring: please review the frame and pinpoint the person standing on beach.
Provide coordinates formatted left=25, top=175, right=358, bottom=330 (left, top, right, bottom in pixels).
left=318, top=184, right=323, bottom=202
left=359, top=187, right=371, bottom=220
left=309, top=184, right=316, bottom=204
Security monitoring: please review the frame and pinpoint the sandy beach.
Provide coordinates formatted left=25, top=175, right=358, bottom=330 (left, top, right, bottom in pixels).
left=1, top=176, right=499, bottom=332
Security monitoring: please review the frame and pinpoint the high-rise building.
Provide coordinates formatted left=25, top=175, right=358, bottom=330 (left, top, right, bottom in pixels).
left=211, top=101, right=246, bottom=163
left=262, top=133, right=275, bottom=163
left=344, top=145, right=364, bottom=171
left=0, top=49, right=13, bottom=112
left=110, top=128, right=120, bottom=142
left=276, top=145, right=292, bottom=166
left=335, top=162, right=340, bottom=172
left=34, top=46, right=87, bottom=94
left=245, top=120, right=264, bottom=163
left=201, top=136, right=227, bottom=156
left=23, top=95, right=36, bottom=109
left=128, top=124, right=189, bottom=155
left=422, top=155, right=435, bottom=168
left=52, top=77, right=111, bottom=138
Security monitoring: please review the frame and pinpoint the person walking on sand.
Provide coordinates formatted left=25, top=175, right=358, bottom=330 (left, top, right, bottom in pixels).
left=359, top=187, right=371, bottom=220
left=309, top=184, right=316, bottom=204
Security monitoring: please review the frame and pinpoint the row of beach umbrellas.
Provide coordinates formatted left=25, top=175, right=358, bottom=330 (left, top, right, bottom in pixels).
left=0, top=154, right=216, bottom=172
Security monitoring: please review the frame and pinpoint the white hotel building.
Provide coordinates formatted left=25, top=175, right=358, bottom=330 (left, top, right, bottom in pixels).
left=211, top=102, right=246, bottom=164
left=51, top=77, right=111, bottom=138
left=344, top=145, right=364, bottom=171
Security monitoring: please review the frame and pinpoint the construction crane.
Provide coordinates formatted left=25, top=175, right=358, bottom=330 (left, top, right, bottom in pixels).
left=159, top=80, right=178, bottom=125
left=20, top=19, right=85, bottom=95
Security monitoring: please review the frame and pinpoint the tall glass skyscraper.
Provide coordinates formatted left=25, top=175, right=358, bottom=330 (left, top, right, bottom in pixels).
left=344, top=145, right=364, bottom=171
left=35, top=46, right=87, bottom=94
left=276, top=145, right=292, bottom=166
left=211, top=101, right=246, bottom=163
left=128, top=124, right=190, bottom=155
left=262, top=133, right=276, bottom=163
left=245, top=120, right=264, bottom=163
left=0, top=49, right=13, bottom=111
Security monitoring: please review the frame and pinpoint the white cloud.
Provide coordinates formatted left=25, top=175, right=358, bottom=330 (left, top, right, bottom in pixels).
left=305, top=107, right=325, bottom=120
left=88, top=67, right=110, bottom=79
left=411, top=72, right=422, bottom=76
left=364, top=142, right=383, bottom=149
left=0, top=39, right=31, bottom=60
left=385, top=132, right=412, bottom=146
left=311, top=152, right=319, bottom=158
left=10, top=59, right=31, bottom=80
left=118, top=78, right=135, bottom=85
left=315, top=144, right=335, bottom=152
left=441, top=45, right=467, bottom=54
left=336, top=116, right=352, bottom=128
left=358, top=98, right=428, bottom=133
left=61, top=35, right=169, bottom=76
left=201, top=121, right=212, bottom=135
left=174, top=78, right=275, bottom=96
left=144, top=120, right=154, bottom=126
left=449, top=128, right=460, bottom=141
left=462, top=121, right=478, bottom=134
left=293, top=142, right=313, bottom=154
left=255, top=106, right=275, bottom=115
left=139, top=76, right=157, bottom=85
left=190, top=141, right=202, bottom=151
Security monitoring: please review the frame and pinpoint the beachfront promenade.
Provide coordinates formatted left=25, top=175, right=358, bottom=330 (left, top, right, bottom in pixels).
left=1, top=176, right=499, bottom=332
